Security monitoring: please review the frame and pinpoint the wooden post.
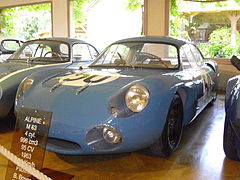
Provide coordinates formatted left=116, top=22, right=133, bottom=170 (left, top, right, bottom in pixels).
left=143, top=0, right=170, bottom=36
left=51, top=0, right=70, bottom=37
left=227, top=11, right=240, bottom=47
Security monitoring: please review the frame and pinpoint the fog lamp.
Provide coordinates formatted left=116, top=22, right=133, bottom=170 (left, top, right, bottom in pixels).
left=103, top=126, right=121, bottom=144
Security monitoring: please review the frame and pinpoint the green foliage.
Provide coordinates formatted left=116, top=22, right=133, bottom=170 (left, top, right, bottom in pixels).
left=234, top=0, right=240, bottom=6
left=18, top=3, right=50, bottom=11
left=127, top=0, right=143, bottom=11
left=171, top=0, right=178, bottom=17
left=170, top=0, right=190, bottom=39
left=170, top=0, right=179, bottom=37
left=171, top=0, right=240, bottom=58
left=201, top=1, right=227, bottom=7
left=0, top=8, right=17, bottom=36
left=0, top=3, right=51, bottom=39
left=198, top=28, right=240, bottom=58
left=72, top=0, right=94, bottom=25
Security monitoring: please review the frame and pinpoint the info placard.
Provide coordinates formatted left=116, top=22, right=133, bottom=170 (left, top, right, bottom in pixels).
left=5, top=108, right=52, bottom=180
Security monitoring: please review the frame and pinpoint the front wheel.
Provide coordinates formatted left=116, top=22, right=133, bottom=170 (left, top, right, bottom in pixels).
left=150, top=94, right=183, bottom=157
left=223, top=118, right=240, bottom=161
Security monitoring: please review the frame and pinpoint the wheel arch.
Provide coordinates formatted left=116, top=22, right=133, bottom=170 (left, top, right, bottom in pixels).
left=176, top=87, right=196, bottom=125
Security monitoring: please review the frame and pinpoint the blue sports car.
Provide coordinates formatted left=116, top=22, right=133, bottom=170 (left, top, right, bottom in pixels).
left=15, top=36, right=219, bottom=157
left=0, top=37, right=99, bottom=118
left=224, top=74, right=240, bottom=161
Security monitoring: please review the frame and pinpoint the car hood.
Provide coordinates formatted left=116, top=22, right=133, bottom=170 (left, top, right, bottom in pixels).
left=42, top=68, right=144, bottom=89
left=21, top=68, right=179, bottom=134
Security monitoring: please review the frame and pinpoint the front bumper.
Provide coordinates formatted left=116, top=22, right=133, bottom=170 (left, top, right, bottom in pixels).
left=16, top=103, right=169, bottom=155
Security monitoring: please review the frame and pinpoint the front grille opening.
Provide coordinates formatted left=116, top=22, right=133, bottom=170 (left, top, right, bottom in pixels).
left=47, top=137, right=81, bottom=151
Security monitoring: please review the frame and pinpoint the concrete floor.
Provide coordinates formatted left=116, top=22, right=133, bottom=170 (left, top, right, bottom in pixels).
left=1, top=95, right=240, bottom=179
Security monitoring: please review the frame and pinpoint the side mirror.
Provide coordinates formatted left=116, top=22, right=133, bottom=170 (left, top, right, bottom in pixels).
left=204, top=60, right=216, bottom=72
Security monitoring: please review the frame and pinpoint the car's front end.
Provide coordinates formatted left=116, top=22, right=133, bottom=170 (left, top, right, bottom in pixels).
left=16, top=67, right=179, bottom=154
left=15, top=37, right=184, bottom=154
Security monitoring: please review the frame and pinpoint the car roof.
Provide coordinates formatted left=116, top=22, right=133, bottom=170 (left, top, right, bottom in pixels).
left=114, top=36, right=189, bottom=48
left=26, top=37, right=87, bottom=45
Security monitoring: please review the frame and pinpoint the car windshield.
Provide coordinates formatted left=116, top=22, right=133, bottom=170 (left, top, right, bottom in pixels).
left=8, top=40, right=70, bottom=62
left=91, top=42, right=179, bottom=69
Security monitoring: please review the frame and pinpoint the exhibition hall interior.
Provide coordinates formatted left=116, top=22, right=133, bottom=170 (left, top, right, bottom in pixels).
left=1, top=0, right=240, bottom=179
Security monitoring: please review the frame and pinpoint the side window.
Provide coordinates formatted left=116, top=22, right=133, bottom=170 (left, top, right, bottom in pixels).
left=59, top=44, right=69, bottom=55
left=73, top=44, right=91, bottom=61
left=182, top=44, right=199, bottom=69
left=189, top=44, right=203, bottom=66
left=180, top=46, right=191, bottom=69
left=139, top=43, right=179, bottom=67
left=88, top=45, right=99, bottom=59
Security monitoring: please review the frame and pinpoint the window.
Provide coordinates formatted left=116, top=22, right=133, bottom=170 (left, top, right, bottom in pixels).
left=189, top=44, right=204, bottom=66
left=182, top=44, right=199, bottom=69
left=1, top=40, right=23, bottom=51
left=34, top=45, right=52, bottom=57
left=73, top=44, right=92, bottom=61
left=141, top=43, right=178, bottom=66
left=93, top=42, right=179, bottom=69
left=0, top=3, right=51, bottom=40
left=180, top=46, right=191, bottom=69
left=88, top=45, right=99, bottom=59
left=70, top=0, right=143, bottom=50
left=9, top=40, right=70, bottom=62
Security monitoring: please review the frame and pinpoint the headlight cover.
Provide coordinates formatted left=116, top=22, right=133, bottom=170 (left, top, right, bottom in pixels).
left=22, top=78, right=34, bottom=93
left=125, top=84, right=149, bottom=112
left=16, top=78, right=34, bottom=101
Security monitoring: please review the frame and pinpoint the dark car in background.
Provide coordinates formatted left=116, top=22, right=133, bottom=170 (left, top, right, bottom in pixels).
left=224, top=74, right=240, bottom=161
left=0, top=37, right=99, bottom=118
left=0, top=38, right=24, bottom=61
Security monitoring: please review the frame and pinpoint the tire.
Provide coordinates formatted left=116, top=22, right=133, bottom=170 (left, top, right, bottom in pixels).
left=223, top=118, right=240, bottom=161
left=150, top=94, right=183, bottom=157
left=208, top=92, right=217, bottom=107
left=208, top=81, right=218, bottom=106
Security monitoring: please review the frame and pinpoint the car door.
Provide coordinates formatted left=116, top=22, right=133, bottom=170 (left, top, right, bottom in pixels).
left=189, top=44, right=216, bottom=103
left=181, top=44, right=211, bottom=116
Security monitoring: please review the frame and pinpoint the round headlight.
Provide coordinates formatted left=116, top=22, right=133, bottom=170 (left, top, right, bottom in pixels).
left=22, top=78, right=34, bottom=93
left=103, top=126, right=121, bottom=144
left=125, top=84, right=149, bottom=112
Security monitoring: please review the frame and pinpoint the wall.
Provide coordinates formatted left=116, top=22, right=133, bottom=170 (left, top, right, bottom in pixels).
left=0, top=0, right=169, bottom=38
